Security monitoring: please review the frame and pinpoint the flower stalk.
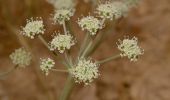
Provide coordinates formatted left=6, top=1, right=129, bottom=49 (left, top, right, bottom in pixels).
left=78, top=33, right=91, bottom=57
left=0, top=65, right=18, bottom=79
left=59, top=75, right=75, bottom=100
left=38, top=35, right=49, bottom=48
left=38, top=35, right=59, bottom=57
left=97, top=54, right=121, bottom=64
left=63, top=21, right=67, bottom=34
left=81, top=40, right=93, bottom=58
left=51, top=69, right=68, bottom=73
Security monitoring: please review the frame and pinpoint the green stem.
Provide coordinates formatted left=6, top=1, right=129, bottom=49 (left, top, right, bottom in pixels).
left=78, top=33, right=90, bottom=57
left=63, top=21, right=67, bottom=34
left=85, top=19, right=105, bottom=57
left=62, top=21, right=72, bottom=67
left=51, top=69, right=68, bottom=73
left=66, top=21, right=75, bottom=36
left=38, top=35, right=49, bottom=48
left=97, top=54, right=120, bottom=64
left=81, top=40, right=93, bottom=58
left=38, top=35, right=59, bottom=57
left=59, top=76, right=75, bottom=100
left=0, top=65, right=18, bottom=79
left=85, top=32, right=104, bottom=57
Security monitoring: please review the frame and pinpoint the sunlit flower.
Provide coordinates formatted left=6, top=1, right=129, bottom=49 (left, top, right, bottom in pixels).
left=52, top=9, right=75, bottom=25
left=10, top=48, right=32, bottom=67
left=49, top=33, right=75, bottom=53
left=47, top=0, right=76, bottom=9
left=69, top=58, right=99, bottom=85
left=117, top=36, right=144, bottom=61
left=97, top=1, right=129, bottom=20
left=21, top=17, right=45, bottom=39
left=40, top=58, right=55, bottom=75
left=78, top=16, right=103, bottom=35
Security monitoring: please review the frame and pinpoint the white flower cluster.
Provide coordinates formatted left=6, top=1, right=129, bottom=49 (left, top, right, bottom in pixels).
left=96, top=2, right=115, bottom=20
left=52, top=9, right=75, bottom=25
left=47, top=0, right=76, bottom=9
left=78, top=16, right=103, bottom=35
left=117, top=37, right=144, bottom=61
left=69, top=58, right=99, bottom=85
left=10, top=48, right=32, bottom=67
left=40, top=58, right=55, bottom=75
left=49, top=33, right=75, bottom=53
left=97, top=1, right=129, bottom=20
left=21, top=18, right=45, bottom=39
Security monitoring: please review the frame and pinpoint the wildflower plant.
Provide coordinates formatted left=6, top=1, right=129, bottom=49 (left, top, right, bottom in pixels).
left=1, top=0, right=144, bottom=100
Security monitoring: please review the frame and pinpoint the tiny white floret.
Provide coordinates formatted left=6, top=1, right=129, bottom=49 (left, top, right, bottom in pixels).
left=69, top=58, right=99, bottom=85
left=40, top=58, right=55, bottom=75
left=10, top=48, right=32, bottom=67
left=52, top=9, right=75, bottom=25
left=21, top=17, right=45, bottom=39
left=97, top=1, right=129, bottom=20
left=78, top=16, right=103, bottom=35
left=49, top=33, right=75, bottom=53
left=111, top=1, right=129, bottom=19
left=117, top=36, right=144, bottom=61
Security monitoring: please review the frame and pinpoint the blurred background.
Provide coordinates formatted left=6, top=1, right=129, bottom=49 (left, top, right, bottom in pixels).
left=0, top=0, right=170, bottom=100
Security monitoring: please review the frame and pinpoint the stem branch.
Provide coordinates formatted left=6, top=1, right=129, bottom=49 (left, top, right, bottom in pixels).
left=51, top=69, right=68, bottom=73
left=38, top=35, right=49, bottom=48
left=63, top=21, right=67, bottom=34
left=59, top=76, right=75, bottom=100
left=81, top=40, right=93, bottom=58
left=78, top=33, right=90, bottom=57
left=0, top=65, right=18, bottom=79
left=97, top=54, right=120, bottom=64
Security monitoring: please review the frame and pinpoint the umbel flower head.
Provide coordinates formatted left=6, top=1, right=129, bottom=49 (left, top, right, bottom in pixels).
left=96, top=2, right=115, bottom=20
left=97, top=1, right=129, bottom=20
left=40, top=58, right=55, bottom=75
left=69, top=58, right=99, bottom=85
left=117, top=36, right=144, bottom=61
left=52, top=9, right=75, bottom=25
left=49, top=33, right=75, bottom=53
left=46, top=0, right=76, bottom=9
left=21, top=17, right=45, bottom=39
left=111, top=1, right=129, bottom=19
left=10, top=48, right=32, bottom=67
left=78, top=16, right=103, bottom=35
